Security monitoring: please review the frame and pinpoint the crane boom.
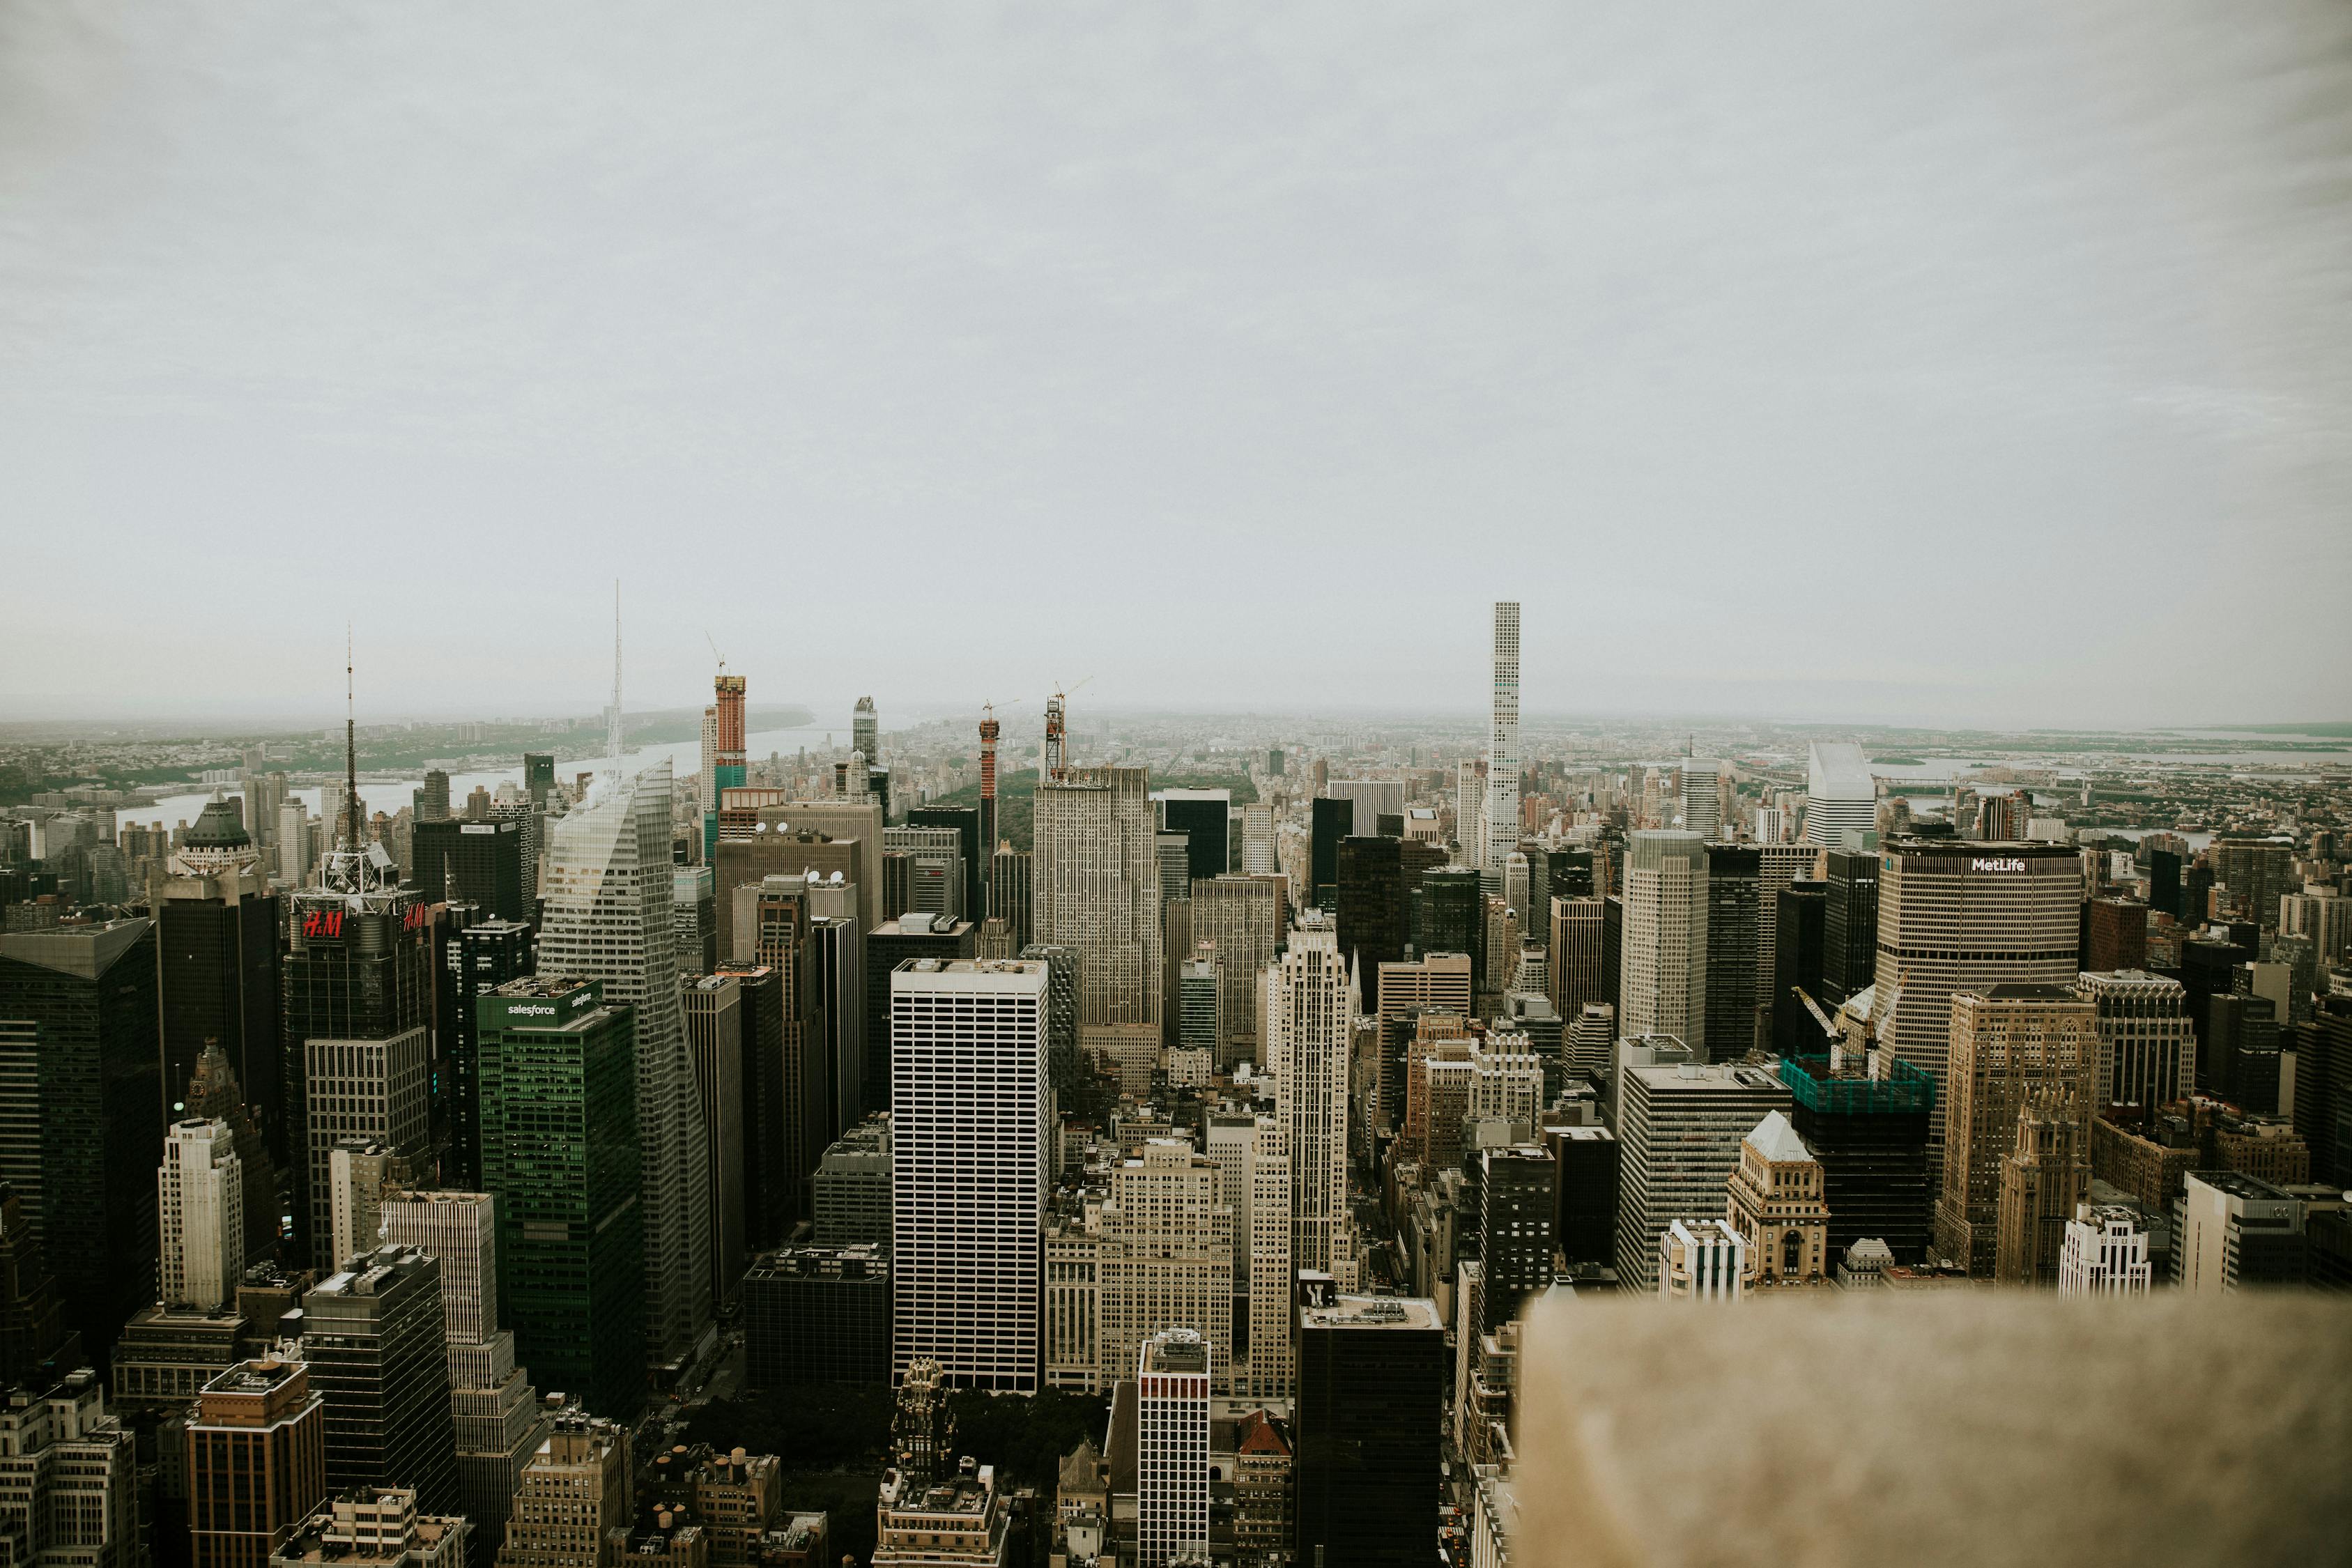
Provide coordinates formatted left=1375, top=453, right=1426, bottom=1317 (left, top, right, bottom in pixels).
left=1791, top=985, right=1841, bottom=1041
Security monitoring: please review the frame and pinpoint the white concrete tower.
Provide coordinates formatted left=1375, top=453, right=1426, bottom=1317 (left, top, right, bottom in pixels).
left=1135, top=1330, right=1212, bottom=1568
left=1484, top=602, right=1521, bottom=893
left=159, top=1119, right=243, bottom=1310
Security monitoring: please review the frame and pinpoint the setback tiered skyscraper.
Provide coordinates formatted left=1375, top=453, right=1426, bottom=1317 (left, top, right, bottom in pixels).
left=154, top=797, right=285, bottom=1169
left=1483, top=602, right=1521, bottom=894
left=1803, top=741, right=1877, bottom=847
left=159, top=1119, right=244, bottom=1312
left=891, top=958, right=1048, bottom=1390
left=1033, top=765, right=1162, bottom=1028
left=535, top=756, right=714, bottom=1377
left=1268, top=924, right=1354, bottom=1282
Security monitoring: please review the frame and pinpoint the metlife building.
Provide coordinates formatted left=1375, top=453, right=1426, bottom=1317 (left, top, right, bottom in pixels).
left=1870, top=838, right=2084, bottom=1162
left=477, top=974, right=645, bottom=1417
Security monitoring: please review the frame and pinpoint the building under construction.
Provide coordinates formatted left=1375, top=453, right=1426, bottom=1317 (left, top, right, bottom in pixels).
left=1777, top=1052, right=1936, bottom=1265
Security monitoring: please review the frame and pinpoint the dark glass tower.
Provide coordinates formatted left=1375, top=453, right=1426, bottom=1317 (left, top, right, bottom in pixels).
left=410, top=818, right=527, bottom=922
left=1820, top=850, right=1880, bottom=1009
left=154, top=802, right=284, bottom=1164
left=1771, top=881, right=1829, bottom=1056
left=0, top=918, right=162, bottom=1362
left=523, top=753, right=557, bottom=809
left=1293, top=1285, right=1444, bottom=1568
left=436, top=918, right=533, bottom=1191
left=300, top=1244, right=457, bottom=1509
left=1544, top=1124, right=1617, bottom=1268
left=1703, top=845, right=1761, bottom=1061
left=1413, top=866, right=1485, bottom=982
left=477, top=976, right=644, bottom=1421
left=718, top=964, right=793, bottom=1247
left=1308, top=798, right=1352, bottom=911
left=1157, top=794, right=1230, bottom=882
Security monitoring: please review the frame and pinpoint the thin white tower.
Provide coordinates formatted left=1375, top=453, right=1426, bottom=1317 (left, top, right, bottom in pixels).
left=1484, top=602, right=1521, bottom=893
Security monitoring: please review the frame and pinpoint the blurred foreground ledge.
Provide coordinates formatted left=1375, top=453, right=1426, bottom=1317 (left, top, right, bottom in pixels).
left=1512, top=1291, right=2350, bottom=1567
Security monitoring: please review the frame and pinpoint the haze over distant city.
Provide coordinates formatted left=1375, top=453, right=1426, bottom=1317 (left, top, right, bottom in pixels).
left=5, top=3, right=2350, bottom=728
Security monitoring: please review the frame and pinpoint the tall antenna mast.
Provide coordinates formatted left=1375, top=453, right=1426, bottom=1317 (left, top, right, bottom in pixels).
left=344, top=624, right=361, bottom=850
left=606, top=580, right=624, bottom=774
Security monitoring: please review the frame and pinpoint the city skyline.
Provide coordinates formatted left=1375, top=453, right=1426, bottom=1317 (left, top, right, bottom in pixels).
left=6, top=6, right=2350, bottom=728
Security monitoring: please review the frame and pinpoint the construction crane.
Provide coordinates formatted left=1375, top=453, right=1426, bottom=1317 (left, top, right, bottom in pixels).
left=705, top=630, right=727, bottom=674
left=1791, top=985, right=1841, bottom=1043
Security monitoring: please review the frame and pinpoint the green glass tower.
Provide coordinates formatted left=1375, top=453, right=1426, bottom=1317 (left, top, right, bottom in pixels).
left=477, top=976, right=643, bottom=1419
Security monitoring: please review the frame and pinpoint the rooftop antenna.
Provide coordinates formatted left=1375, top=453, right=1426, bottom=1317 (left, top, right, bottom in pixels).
left=606, top=581, right=624, bottom=774
left=343, top=624, right=361, bottom=850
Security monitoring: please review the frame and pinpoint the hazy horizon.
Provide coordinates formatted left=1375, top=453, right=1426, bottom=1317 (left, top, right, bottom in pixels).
left=6, top=3, right=2349, bottom=728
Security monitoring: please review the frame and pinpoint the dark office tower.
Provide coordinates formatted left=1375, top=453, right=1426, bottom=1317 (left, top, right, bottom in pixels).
left=436, top=919, right=532, bottom=1193
left=477, top=977, right=643, bottom=1422
left=1335, top=836, right=1445, bottom=978
left=1413, top=866, right=1486, bottom=983
left=411, top=819, right=526, bottom=923
left=1476, top=1146, right=1558, bottom=1334
left=300, top=1244, right=456, bottom=1509
left=976, top=710, right=1001, bottom=893
left=2207, top=992, right=2281, bottom=1114
left=2086, top=897, right=2149, bottom=974
left=2308, top=994, right=2352, bottom=1187
left=0, top=1182, right=74, bottom=1388
left=523, top=755, right=556, bottom=811
left=1530, top=847, right=1594, bottom=916
left=2181, top=861, right=2215, bottom=928
left=1819, top=850, right=1880, bottom=1010
left=989, top=848, right=1033, bottom=951
left=1293, top=1284, right=1444, bottom=1568
left=284, top=852, right=431, bottom=1268
left=2148, top=847, right=2183, bottom=918
left=2179, top=933, right=2254, bottom=1086
left=1156, top=790, right=1231, bottom=882
left=1777, top=1055, right=1936, bottom=1263
left=155, top=801, right=285, bottom=1165
left=1308, top=799, right=1352, bottom=911
left=717, top=965, right=790, bottom=1247
left=741, top=881, right=831, bottom=1192
left=808, top=914, right=863, bottom=1141
left=1703, top=845, right=1761, bottom=1061
left=862, top=915, right=974, bottom=1113
left=1771, top=882, right=1829, bottom=1056
left=1542, top=1124, right=1617, bottom=1268
left=1020, top=944, right=1083, bottom=1105
left=420, top=771, right=452, bottom=823
left=683, top=975, right=747, bottom=1312
left=0, top=918, right=161, bottom=1362
left=1601, top=896, right=1623, bottom=1013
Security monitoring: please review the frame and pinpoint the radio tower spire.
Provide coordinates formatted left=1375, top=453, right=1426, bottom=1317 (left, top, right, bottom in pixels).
left=606, top=580, right=624, bottom=774
left=343, top=624, right=362, bottom=850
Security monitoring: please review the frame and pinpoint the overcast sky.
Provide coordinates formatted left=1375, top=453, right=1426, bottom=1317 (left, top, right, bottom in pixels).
left=3, top=2, right=2348, bottom=730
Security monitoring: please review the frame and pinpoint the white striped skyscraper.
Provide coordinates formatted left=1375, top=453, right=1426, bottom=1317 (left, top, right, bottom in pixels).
left=1483, top=601, right=1521, bottom=893
left=159, top=1119, right=243, bottom=1311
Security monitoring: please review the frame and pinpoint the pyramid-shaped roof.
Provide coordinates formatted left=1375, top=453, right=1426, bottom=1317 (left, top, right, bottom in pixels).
left=1744, top=1109, right=1814, bottom=1165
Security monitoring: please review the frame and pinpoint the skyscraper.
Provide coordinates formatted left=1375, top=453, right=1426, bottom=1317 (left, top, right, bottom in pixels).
left=1680, top=758, right=1723, bottom=839
left=1875, top=840, right=2084, bottom=1158
left=0, top=917, right=162, bottom=1358
left=1619, top=831, right=1709, bottom=1059
left=1190, top=875, right=1284, bottom=1070
left=378, top=1191, right=551, bottom=1567
left=1483, top=602, right=1521, bottom=894
left=864, top=914, right=976, bottom=1112
left=1776, top=1051, right=1935, bottom=1263
left=1153, top=790, right=1231, bottom=883
left=1476, top=1146, right=1557, bottom=1332
left=535, top=756, right=712, bottom=1374
left=493, top=1412, right=632, bottom=1568
left=1337, top=836, right=1447, bottom=980
left=160, top=1119, right=244, bottom=1312
left=1135, top=1330, right=1211, bottom=1568
left=988, top=847, right=1033, bottom=951
left=852, top=697, right=878, bottom=777
left=1096, top=1141, right=1233, bottom=1394
left=411, top=820, right=527, bottom=923
left=1268, top=925, right=1353, bottom=1279
left=1702, top=843, right=1760, bottom=1059
left=476, top=977, right=644, bottom=1421
left=1033, top=767, right=1162, bottom=1029
left=188, top=1358, right=329, bottom=1568
left=1803, top=741, right=1876, bottom=847
left=976, top=709, right=1001, bottom=890
left=682, top=974, right=746, bottom=1312
left=2075, top=970, right=2195, bottom=1116
left=437, top=918, right=534, bottom=1194
left=704, top=673, right=748, bottom=865
left=1935, top=985, right=2096, bottom=1276
left=300, top=1244, right=456, bottom=1510
left=155, top=799, right=285, bottom=1167
left=907, top=806, right=984, bottom=931
left=891, top=958, right=1048, bottom=1391
left=1769, top=880, right=1829, bottom=1055
left=1293, top=1286, right=1443, bottom=1568
left=0, top=1369, right=141, bottom=1568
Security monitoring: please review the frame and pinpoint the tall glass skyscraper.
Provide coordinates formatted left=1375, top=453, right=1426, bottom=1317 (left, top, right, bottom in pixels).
left=535, top=758, right=713, bottom=1375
